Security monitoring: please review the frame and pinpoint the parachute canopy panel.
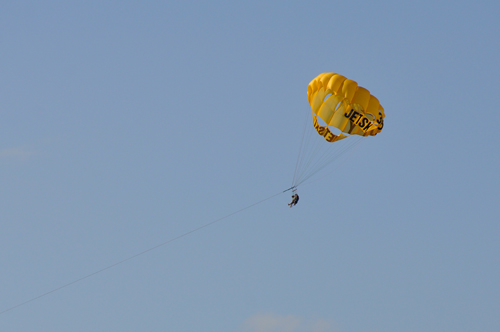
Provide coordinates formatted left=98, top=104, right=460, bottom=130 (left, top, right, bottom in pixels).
left=308, top=73, right=385, bottom=141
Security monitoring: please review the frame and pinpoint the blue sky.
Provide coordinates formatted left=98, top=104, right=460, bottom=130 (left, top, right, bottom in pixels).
left=1, top=1, right=499, bottom=331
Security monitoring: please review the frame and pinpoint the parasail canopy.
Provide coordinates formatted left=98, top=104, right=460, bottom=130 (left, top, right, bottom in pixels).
left=308, top=73, right=385, bottom=142
left=291, top=73, right=386, bottom=188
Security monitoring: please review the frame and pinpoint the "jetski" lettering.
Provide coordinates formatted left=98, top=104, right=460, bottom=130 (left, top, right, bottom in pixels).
left=344, top=109, right=376, bottom=131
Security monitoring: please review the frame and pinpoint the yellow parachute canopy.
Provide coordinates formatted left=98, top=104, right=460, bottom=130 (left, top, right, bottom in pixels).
left=308, top=73, right=385, bottom=142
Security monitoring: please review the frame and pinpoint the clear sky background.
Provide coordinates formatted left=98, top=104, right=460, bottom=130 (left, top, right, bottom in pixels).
left=1, top=1, right=499, bottom=331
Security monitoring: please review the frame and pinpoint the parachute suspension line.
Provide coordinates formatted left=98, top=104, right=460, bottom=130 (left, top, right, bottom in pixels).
left=292, top=113, right=324, bottom=187
left=292, top=110, right=311, bottom=187
left=292, top=130, right=364, bottom=188
left=293, top=112, right=322, bottom=187
left=294, top=136, right=364, bottom=187
left=296, top=131, right=331, bottom=181
left=299, top=135, right=361, bottom=182
left=292, top=125, right=320, bottom=187
left=298, top=136, right=362, bottom=186
left=292, top=118, right=331, bottom=186
left=0, top=190, right=284, bottom=316
left=307, top=137, right=363, bottom=185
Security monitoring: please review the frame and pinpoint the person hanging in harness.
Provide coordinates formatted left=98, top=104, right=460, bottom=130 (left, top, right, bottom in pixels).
left=288, top=193, right=299, bottom=208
